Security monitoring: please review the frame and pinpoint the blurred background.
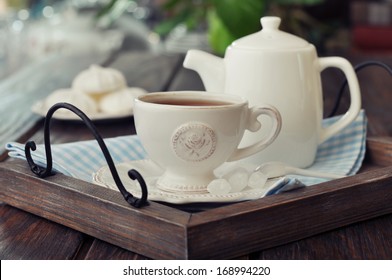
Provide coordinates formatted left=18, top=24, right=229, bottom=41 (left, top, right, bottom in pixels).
left=1, top=0, right=391, bottom=79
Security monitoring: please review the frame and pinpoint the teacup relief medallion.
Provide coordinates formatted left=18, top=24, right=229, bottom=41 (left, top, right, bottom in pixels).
left=172, top=122, right=217, bottom=162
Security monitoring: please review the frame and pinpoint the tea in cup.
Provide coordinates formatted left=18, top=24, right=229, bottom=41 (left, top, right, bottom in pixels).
left=133, top=91, right=282, bottom=193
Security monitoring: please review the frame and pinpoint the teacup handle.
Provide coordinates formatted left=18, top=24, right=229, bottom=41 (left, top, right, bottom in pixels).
left=318, top=57, right=362, bottom=144
left=228, top=105, right=282, bottom=162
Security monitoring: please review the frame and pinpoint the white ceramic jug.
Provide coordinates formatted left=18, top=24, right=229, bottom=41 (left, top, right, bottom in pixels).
left=183, top=16, right=361, bottom=168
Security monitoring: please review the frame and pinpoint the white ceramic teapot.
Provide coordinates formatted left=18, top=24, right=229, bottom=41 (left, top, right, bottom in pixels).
left=183, top=16, right=361, bottom=168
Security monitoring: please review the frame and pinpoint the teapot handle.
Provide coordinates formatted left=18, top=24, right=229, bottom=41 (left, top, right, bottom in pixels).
left=318, top=57, right=362, bottom=144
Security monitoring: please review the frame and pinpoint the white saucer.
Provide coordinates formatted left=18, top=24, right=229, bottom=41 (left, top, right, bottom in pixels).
left=32, top=100, right=133, bottom=121
left=92, top=159, right=284, bottom=204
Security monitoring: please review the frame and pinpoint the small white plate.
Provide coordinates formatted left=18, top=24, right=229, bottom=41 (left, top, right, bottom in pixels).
left=92, top=159, right=285, bottom=204
left=31, top=100, right=133, bottom=121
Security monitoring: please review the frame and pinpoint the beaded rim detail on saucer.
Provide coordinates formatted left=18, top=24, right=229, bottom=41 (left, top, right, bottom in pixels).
left=92, top=160, right=284, bottom=204
left=171, top=122, right=217, bottom=162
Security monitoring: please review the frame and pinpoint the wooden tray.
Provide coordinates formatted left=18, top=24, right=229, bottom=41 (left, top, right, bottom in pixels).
left=1, top=137, right=392, bottom=259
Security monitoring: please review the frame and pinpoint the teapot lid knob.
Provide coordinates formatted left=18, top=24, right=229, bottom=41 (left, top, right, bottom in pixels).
left=230, top=16, right=309, bottom=50
left=260, top=17, right=281, bottom=31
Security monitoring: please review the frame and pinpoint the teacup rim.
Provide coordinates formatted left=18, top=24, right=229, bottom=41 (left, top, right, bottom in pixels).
left=135, top=91, right=248, bottom=108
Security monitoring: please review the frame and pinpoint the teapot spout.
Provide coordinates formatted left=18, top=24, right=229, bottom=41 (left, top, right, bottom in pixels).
left=183, top=49, right=225, bottom=93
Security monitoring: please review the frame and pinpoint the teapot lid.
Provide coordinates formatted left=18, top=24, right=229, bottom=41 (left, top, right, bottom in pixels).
left=230, top=17, right=309, bottom=50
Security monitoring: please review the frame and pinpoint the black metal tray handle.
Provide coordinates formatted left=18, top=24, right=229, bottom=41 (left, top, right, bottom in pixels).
left=24, top=102, right=148, bottom=208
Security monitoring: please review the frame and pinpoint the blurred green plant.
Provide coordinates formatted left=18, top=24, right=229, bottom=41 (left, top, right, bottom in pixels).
left=99, top=0, right=333, bottom=55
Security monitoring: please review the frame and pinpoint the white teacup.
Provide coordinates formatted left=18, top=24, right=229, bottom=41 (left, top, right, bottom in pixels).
left=133, top=91, right=282, bottom=193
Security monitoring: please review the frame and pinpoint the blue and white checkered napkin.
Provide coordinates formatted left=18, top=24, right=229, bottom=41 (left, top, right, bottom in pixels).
left=6, top=110, right=367, bottom=187
left=6, top=136, right=146, bottom=182
left=297, top=109, right=367, bottom=185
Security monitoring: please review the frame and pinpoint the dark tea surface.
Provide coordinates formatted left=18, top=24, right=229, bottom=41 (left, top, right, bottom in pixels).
left=147, top=98, right=234, bottom=106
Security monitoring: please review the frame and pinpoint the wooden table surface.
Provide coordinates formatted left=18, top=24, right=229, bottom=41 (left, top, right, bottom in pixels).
left=1, top=49, right=392, bottom=260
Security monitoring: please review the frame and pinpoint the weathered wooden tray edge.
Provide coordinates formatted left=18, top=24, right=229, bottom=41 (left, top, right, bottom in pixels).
left=1, top=137, right=392, bottom=259
left=0, top=161, right=192, bottom=259
left=187, top=166, right=392, bottom=259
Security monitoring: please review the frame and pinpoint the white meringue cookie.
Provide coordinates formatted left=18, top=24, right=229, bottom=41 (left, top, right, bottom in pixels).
left=45, top=88, right=98, bottom=116
left=99, top=87, right=147, bottom=114
left=72, top=65, right=127, bottom=95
